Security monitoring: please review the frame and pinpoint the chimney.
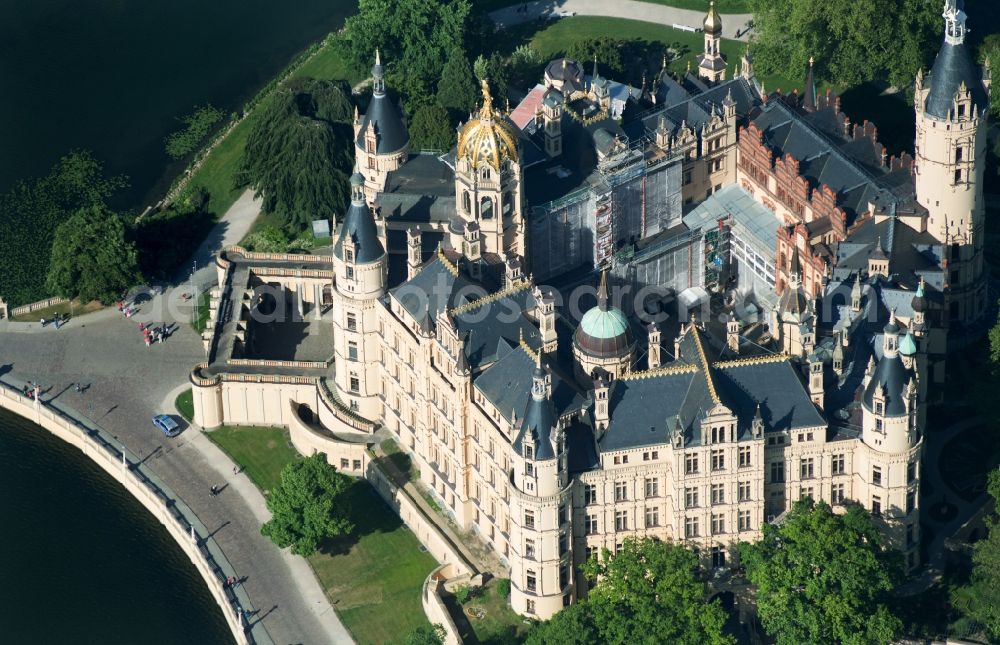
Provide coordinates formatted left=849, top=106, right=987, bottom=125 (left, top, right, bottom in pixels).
left=648, top=322, right=662, bottom=369
left=726, top=317, right=740, bottom=354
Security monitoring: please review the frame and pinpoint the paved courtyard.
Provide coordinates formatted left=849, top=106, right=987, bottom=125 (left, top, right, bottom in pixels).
left=0, top=191, right=352, bottom=644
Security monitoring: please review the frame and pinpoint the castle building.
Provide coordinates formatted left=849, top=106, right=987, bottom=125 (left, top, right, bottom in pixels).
left=191, top=0, right=988, bottom=622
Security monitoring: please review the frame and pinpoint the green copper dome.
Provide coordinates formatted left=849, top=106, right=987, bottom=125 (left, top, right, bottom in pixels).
left=574, top=271, right=633, bottom=358
left=579, top=306, right=629, bottom=340
left=899, top=332, right=917, bottom=356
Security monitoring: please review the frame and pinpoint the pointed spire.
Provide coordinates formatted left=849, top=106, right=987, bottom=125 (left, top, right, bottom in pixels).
left=597, top=270, right=609, bottom=312
left=789, top=245, right=802, bottom=281
left=372, top=49, right=386, bottom=97
left=803, top=56, right=817, bottom=111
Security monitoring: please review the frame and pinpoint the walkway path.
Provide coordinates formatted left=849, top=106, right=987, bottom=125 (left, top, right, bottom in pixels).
left=0, top=190, right=352, bottom=644
left=489, top=0, right=754, bottom=41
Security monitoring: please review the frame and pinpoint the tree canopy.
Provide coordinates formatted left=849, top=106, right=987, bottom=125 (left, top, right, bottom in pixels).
left=952, top=468, right=1000, bottom=640
left=260, top=452, right=354, bottom=556
left=46, top=203, right=141, bottom=304
left=748, top=0, right=940, bottom=89
left=345, top=0, right=474, bottom=109
left=409, top=105, right=456, bottom=152
left=0, top=150, right=128, bottom=306
left=739, top=498, right=903, bottom=645
left=235, top=78, right=354, bottom=232
left=437, top=47, right=479, bottom=115
left=527, top=538, right=733, bottom=645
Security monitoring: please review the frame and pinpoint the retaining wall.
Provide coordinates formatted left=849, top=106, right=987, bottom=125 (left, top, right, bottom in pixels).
left=9, top=296, right=68, bottom=317
left=422, top=565, right=462, bottom=645
left=0, top=381, right=270, bottom=645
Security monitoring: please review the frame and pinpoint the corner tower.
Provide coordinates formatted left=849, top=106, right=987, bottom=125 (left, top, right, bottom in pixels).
left=354, top=50, right=410, bottom=200
left=914, top=0, right=990, bottom=325
left=451, top=80, right=526, bottom=260
left=332, top=172, right=387, bottom=422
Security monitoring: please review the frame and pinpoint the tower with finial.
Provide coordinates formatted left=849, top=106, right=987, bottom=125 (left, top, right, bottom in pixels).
left=508, top=349, right=573, bottom=617
left=331, top=171, right=387, bottom=423
left=914, top=0, right=989, bottom=327
left=698, top=0, right=726, bottom=83
left=354, top=49, right=410, bottom=200
left=802, top=56, right=817, bottom=111
left=452, top=79, right=526, bottom=261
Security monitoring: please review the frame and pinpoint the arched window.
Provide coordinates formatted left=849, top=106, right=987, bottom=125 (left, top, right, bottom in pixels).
left=462, top=191, right=471, bottom=214
left=502, top=191, right=513, bottom=216
left=480, top=196, right=494, bottom=219
left=482, top=166, right=492, bottom=181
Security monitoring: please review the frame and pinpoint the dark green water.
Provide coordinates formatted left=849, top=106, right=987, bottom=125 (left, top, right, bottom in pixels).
left=0, top=0, right=357, bottom=209
left=0, top=409, right=235, bottom=644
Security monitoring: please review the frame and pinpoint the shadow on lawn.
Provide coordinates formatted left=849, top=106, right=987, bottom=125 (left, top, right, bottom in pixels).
left=317, top=480, right=404, bottom=557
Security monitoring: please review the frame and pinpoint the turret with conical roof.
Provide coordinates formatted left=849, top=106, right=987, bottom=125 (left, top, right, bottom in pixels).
left=330, top=171, right=388, bottom=423
left=913, top=1, right=989, bottom=327
left=354, top=49, right=410, bottom=198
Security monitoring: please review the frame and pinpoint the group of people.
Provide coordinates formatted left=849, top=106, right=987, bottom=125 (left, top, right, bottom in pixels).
left=21, top=383, right=41, bottom=399
left=139, top=322, right=172, bottom=347
left=39, top=313, right=67, bottom=329
left=117, top=300, right=140, bottom=318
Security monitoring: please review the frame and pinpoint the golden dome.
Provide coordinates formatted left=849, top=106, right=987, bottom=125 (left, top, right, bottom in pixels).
left=457, top=80, right=520, bottom=168
left=704, top=0, right=722, bottom=35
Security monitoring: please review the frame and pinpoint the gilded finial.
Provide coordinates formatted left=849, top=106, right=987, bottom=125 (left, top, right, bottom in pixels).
left=662, top=53, right=667, bottom=71
left=809, top=55, right=814, bottom=67
left=375, top=47, right=381, bottom=66
left=480, top=79, right=493, bottom=118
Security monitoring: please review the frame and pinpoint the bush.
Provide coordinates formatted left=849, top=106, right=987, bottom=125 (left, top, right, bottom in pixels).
left=455, top=584, right=473, bottom=604
left=496, top=578, right=511, bottom=600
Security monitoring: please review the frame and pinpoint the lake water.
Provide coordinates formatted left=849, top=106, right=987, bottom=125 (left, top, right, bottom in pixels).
left=0, top=0, right=357, bottom=209
left=0, top=409, right=235, bottom=643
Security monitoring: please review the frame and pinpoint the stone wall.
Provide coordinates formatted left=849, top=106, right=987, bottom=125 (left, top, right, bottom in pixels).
left=422, top=565, right=462, bottom=645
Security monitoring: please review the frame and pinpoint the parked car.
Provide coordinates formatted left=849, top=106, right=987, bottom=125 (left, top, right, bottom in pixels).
left=152, top=414, right=181, bottom=437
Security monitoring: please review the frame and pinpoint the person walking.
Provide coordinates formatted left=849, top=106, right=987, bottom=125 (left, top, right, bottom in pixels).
left=210, top=485, right=218, bottom=496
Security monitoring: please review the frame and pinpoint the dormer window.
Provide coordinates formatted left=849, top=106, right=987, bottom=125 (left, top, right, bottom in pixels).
left=958, top=104, right=966, bottom=119
left=345, top=249, right=354, bottom=263
left=524, top=445, right=534, bottom=460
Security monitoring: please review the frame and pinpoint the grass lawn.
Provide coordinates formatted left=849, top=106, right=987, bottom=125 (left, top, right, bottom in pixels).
left=184, top=113, right=257, bottom=220
left=192, top=290, right=212, bottom=333
left=10, top=299, right=103, bottom=322
left=444, top=578, right=530, bottom=644
left=205, top=425, right=300, bottom=493
left=310, top=481, right=438, bottom=644
left=207, top=425, right=438, bottom=644
left=175, top=388, right=194, bottom=423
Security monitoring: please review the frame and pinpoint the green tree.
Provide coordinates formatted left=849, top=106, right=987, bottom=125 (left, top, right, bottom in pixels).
left=981, top=35, right=1000, bottom=118
left=739, top=499, right=903, bottom=645
left=399, top=624, right=445, bottom=645
left=583, top=538, right=733, bottom=645
left=748, top=0, right=939, bottom=90
left=236, top=80, right=354, bottom=231
left=409, top=104, right=456, bottom=151
left=437, top=47, right=478, bottom=114
left=952, top=469, right=1000, bottom=640
left=164, top=104, right=225, bottom=160
left=260, top=453, right=354, bottom=556
left=46, top=204, right=141, bottom=304
left=524, top=602, right=599, bottom=645
left=567, top=37, right=626, bottom=76
left=345, top=0, right=473, bottom=109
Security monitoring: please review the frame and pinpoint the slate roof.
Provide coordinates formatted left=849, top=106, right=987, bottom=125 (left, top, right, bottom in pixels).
left=598, top=325, right=824, bottom=453
left=862, top=350, right=914, bottom=417
left=634, top=75, right=760, bottom=141
left=334, top=193, right=384, bottom=263
left=474, top=345, right=588, bottom=426
left=356, top=92, right=409, bottom=155
left=924, top=36, right=988, bottom=120
left=749, top=100, right=914, bottom=222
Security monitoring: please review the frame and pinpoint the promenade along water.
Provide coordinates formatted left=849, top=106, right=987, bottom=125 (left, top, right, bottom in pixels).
left=0, top=409, right=234, bottom=644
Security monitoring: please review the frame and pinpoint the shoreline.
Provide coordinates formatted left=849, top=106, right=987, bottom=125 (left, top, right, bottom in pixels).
left=0, top=376, right=267, bottom=645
